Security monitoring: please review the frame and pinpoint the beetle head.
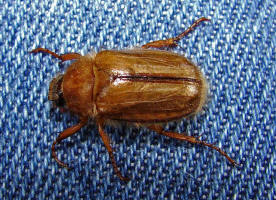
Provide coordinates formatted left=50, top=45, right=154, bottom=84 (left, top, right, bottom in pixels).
left=48, top=74, right=66, bottom=108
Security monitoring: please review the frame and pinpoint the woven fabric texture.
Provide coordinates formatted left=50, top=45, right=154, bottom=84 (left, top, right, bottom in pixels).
left=1, top=0, right=275, bottom=199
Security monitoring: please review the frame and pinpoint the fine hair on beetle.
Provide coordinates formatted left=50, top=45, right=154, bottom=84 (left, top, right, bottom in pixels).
left=30, top=17, right=237, bottom=182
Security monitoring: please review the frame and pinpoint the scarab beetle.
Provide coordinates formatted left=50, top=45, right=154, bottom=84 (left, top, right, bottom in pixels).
left=31, top=18, right=237, bottom=181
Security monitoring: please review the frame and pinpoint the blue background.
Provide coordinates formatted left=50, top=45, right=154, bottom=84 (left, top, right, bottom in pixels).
left=1, top=0, right=275, bottom=199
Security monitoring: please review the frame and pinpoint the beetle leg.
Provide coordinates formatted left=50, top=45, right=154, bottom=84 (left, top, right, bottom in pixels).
left=148, top=124, right=238, bottom=166
left=98, top=122, right=130, bottom=182
left=30, top=47, right=81, bottom=62
left=52, top=117, right=88, bottom=169
left=142, top=17, right=210, bottom=49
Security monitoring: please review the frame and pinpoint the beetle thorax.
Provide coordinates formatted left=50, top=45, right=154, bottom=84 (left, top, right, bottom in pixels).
left=62, top=56, right=96, bottom=118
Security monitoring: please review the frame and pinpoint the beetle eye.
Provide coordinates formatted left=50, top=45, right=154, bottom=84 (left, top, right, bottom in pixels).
left=55, top=92, right=65, bottom=107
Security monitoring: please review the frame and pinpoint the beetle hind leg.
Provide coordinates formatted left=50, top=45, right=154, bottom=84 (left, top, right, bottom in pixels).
left=148, top=124, right=238, bottom=166
left=30, top=47, right=81, bottom=62
left=142, top=17, right=210, bottom=49
left=52, top=118, right=88, bottom=169
left=98, top=122, right=130, bottom=182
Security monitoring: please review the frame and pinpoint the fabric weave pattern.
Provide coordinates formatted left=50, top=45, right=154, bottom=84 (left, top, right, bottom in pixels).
left=0, top=0, right=275, bottom=199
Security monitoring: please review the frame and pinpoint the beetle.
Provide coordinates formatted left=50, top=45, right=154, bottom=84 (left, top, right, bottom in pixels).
left=31, top=17, right=237, bottom=181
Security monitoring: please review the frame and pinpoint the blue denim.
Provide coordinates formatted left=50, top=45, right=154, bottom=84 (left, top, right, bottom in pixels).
left=0, top=0, right=275, bottom=199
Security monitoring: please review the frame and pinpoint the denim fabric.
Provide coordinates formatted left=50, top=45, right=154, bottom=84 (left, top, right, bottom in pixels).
left=0, top=0, right=275, bottom=199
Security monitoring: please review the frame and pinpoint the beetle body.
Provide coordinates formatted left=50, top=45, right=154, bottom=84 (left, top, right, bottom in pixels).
left=58, top=49, right=207, bottom=123
left=32, top=18, right=236, bottom=182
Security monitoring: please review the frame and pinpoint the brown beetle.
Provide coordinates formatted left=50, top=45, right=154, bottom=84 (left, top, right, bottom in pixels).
left=31, top=17, right=237, bottom=181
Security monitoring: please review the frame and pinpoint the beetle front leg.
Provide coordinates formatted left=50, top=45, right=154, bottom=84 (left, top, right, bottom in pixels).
left=52, top=117, right=88, bottom=169
left=148, top=124, right=238, bottom=166
left=30, top=47, right=81, bottom=62
left=98, top=122, right=130, bottom=182
left=142, top=17, right=210, bottom=49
